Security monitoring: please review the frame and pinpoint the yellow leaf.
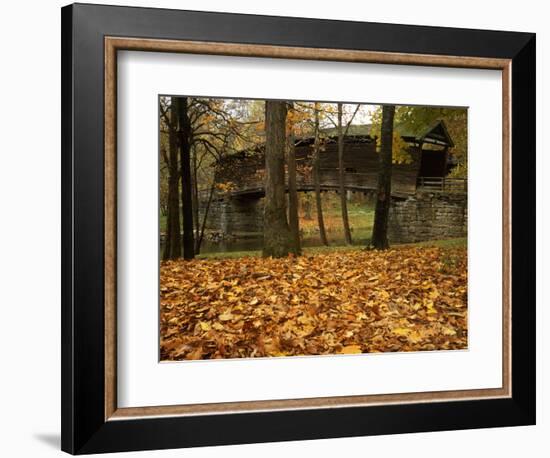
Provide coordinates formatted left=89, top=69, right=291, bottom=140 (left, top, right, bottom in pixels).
left=441, top=326, right=457, bottom=336
left=199, top=321, right=211, bottom=331
left=218, top=312, right=234, bottom=321
left=408, top=330, right=423, bottom=343
left=424, top=299, right=437, bottom=314
left=340, top=345, right=362, bottom=354
left=272, top=351, right=288, bottom=357
left=393, top=327, right=411, bottom=336
left=212, top=322, right=224, bottom=331
left=297, top=315, right=313, bottom=325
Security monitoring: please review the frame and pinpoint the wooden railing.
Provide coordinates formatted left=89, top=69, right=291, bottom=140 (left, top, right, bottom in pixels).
left=417, top=177, right=467, bottom=193
left=199, top=173, right=467, bottom=200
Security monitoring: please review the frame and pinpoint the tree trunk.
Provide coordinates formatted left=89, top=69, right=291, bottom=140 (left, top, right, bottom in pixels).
left=159, top=147, right=169, bottom=217
left=338, top=103, right=352, bottom=245
left=191, top=147, right=201, bottom=254
left=313, top=104, right=328, bottom=246
left=303, top=195, right=312, bottom=220
left=175, top=97, right=195, bottom=260
left=162, top=102, right=182, bottom=260
left=196, top=175, right=217, bottom=254
left=371, top=104, right=395, bottom=250
left=287, top=129, right=302, bottom=255
left=263, top=101, right=296, bottom=258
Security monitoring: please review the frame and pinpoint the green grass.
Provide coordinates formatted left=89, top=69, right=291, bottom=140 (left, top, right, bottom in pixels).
left=196, top=245, right=364, bottom=260
left=300, top=200, right=374, bottom=236
left=197, top=249, right=262, bottom=260
left=195, top=238, right=467, bottom=260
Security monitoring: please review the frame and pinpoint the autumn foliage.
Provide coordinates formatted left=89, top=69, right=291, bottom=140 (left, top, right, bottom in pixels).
left=160, top=246, right=467, bottom=360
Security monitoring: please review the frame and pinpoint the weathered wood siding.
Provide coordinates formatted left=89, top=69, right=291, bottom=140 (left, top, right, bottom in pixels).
left=312, top=142, right=421, bottom=196
left=215, top=139, right=424, bottom=197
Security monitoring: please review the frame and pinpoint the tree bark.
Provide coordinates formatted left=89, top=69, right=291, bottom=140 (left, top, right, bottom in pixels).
left=191, top=147, right=201, bottom=254
left=303, top=195, right=312, bottom=220
left=371, top=104, right=395, bottom=250
left=287, top=129, right=302, bottom=255
left=313, top=104, right=328, bottom=246
left=175, top=97, right=195, bottom=260
left=196, top=175, right=217, bottom=254
left=162, top=102, right=182, bottom=260
left=159, top=147, right=169, bottom=217
left=337, top=103, right=352, bottom=245
left=263, top=101, right=296, bottom=258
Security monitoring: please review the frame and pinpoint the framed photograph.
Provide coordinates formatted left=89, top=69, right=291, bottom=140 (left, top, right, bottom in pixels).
left=61, top=3, right=536, bottom=454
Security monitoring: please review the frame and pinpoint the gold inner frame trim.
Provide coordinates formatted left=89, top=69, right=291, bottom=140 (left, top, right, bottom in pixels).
left=104, top=36, right=512, bottom=421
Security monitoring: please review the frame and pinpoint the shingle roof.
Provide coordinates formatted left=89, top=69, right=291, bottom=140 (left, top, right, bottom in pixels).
left=319, top=120, right=454, bottom=147
left=395, top=120, right=454, bottom=147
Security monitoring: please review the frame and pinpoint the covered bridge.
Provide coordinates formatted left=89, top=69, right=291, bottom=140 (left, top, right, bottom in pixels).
left=214, top=120, right=463, bottom=199
left=201, top=120, right=466, bottom=235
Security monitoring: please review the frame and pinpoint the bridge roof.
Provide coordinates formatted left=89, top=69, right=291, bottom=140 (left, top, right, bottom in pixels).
left=218, top=120, right=453, bottom=166
left=316, top=120, right=454, bottom=148
left=396, top=120, right=455, bottom=148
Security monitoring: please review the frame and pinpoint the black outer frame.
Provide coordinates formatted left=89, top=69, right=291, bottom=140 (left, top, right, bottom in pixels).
left=61, top=3, right=536, bottom=454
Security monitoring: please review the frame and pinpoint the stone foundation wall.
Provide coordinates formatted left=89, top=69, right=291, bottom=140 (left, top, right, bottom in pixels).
left=201, top=192, right=467, bottom=243
left=388, top=192, right=467, bottom=243
left=200, top=197, right=264, bottom=234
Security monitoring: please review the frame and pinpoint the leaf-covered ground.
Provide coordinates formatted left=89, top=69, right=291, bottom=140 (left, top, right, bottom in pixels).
left=160, top=246, right=467, bottom=360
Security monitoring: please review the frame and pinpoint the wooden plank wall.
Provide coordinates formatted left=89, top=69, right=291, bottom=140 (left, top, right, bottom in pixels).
left=215, top=140, right=423, bottom=196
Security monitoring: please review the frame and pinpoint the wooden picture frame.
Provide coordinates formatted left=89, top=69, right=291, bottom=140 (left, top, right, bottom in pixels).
left=61, top=3, right=535, bottom=454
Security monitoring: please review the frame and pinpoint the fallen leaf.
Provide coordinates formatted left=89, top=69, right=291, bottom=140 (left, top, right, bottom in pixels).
left=159, top=246, right=468, bottom=360
left=340, top=345, right=362, bottom=354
